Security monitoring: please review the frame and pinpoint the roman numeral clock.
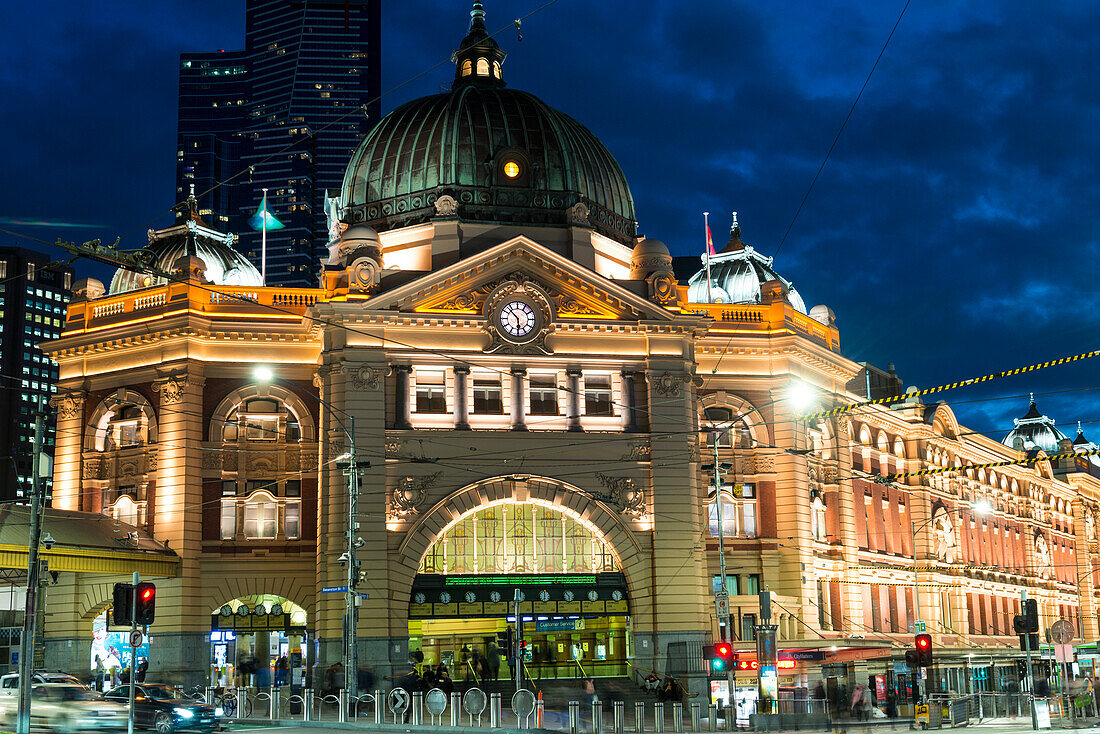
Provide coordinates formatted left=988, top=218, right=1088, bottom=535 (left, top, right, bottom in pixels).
left=482, top=276, right=554, bottom=354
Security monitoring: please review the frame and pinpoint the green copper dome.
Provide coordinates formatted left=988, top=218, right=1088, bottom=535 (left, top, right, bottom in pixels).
left=340, top=4, right=636, bottom=244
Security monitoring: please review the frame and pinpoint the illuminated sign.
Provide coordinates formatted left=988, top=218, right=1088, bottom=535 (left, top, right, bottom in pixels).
left=735, top=659, right=797, bottom=671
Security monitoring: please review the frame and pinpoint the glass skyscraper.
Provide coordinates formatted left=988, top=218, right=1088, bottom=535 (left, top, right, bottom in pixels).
left=176, top=0, right=381, bottom=286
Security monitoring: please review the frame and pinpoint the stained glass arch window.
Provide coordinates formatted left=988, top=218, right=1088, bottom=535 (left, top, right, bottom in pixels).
left=418, top=500, right=619, bottom=575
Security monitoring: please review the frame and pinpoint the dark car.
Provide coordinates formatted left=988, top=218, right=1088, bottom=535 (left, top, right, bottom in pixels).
left=103, top=684, right=217, bottom=733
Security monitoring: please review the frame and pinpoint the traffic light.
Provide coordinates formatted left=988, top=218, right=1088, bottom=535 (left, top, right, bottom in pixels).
left=134, top=582, right=156, bottom=626
left=704, top=641, right=734, bottom=672
left=1022, top=599, right=1039, bottom=633
left=112, top=582, right=133, bottom=626
left=904, top=648, right=920, bottom=669
left=915, top=634, right=933, bottom=667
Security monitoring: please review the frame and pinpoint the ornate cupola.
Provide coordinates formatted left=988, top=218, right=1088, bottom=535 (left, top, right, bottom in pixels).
left=453, top=1, right=507, bottom=87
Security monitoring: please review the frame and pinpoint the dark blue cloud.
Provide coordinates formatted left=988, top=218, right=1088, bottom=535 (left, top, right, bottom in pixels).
left=2, top=0, right=1097, bottom=439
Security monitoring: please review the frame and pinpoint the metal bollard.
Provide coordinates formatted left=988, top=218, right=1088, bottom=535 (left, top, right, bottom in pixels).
left=570, top=701, right=582, bottom=734
left=690, top=703, right=700, bottom=732
left=237, top=688, right=247, bottom=720
left=614, top=700, right=625, bottom=734
left=375, top=689, right=384, bottom=724
left=709, top=704, right=717, bottom=732
left=654, top=702, right=665, bottom=733
left=412, top=691, right=423, bottom=726
left=304, top=689, right=313, bottom=722
left=722, top=705, right=732, bottom=732
left=538, top=698, right=545, bottom=730
left=338, top=691, right=346, bottom=723
left=205, top=687, right=215, bottom=705
left=635, top=701, right=646, bottom=733
left=451, top=692, right=462, bottom=727
left=270, top=688, right=278, bottom=720
left=672, top=702, right=683, bottom=733
left=491, top=692, right=502, bottom=728
left=592, top=700, right=604, bottom=734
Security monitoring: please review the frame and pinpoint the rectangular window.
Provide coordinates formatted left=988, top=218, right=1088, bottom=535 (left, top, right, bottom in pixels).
left=712, top=575, right=740, bottom=595
left=220, top=502, right=236, bottom=540
left=708, top=484, right=757, bottom=538
left=117, top=421, right=139, bottom=447
left=473, top=376, right=503, bottom=414
left=285, top=480, right=301, bottom=497
left=221, top=481, right=237, bottom=497
left=415, top=370, right=447, bottom=413
left=244, top=501, right=278, bottom=539
left=745, top=574, right=760, bottom=596
left=285, top=501, right=301, bottom=540
left=529, top=374, right=559, bottom=415
left=243, top=415, right=277, bottom=441
left=740, top=613, right=757, bottom=642
left=583, top=375, right=613, bottom=416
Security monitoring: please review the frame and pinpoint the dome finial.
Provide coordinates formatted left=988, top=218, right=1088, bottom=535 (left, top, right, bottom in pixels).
left=453, top=0, right=506, bottom=87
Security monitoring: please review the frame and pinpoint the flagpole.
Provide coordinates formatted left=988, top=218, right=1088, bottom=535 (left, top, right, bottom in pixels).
left=261, top=188, right=268, bottom=285
left=704, top=211, right=713, bottom=303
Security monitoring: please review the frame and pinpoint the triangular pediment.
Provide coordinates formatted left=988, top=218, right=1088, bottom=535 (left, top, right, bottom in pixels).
left=365, top=236, right=678, bottom=322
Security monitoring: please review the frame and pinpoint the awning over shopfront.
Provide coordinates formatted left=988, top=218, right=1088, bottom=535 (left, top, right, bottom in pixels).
left=0, top=506, right=178, bottom=577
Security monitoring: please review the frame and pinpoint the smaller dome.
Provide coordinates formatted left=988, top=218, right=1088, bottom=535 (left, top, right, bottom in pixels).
left=111, top=219, right=262, bottom=294
left=341, top=224, right=380, bottom=242
left=328, top=223, right=383, bottom=268
left=1002, top=396, right=1068, bottom=453
left=686, top=221, right=806, bottom=312
left=629, top=238, right=672, bottom=279
left=1072, top=423, right=1100, bottom=468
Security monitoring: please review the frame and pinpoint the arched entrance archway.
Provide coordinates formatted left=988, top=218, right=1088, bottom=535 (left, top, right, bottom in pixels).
left=209, top=595, right=308, bottom=688
left=400, top=475, right=646, bottom=680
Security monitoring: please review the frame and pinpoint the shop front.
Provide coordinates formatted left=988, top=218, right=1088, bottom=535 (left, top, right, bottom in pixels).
left=209, top=595, right=308, bottom=688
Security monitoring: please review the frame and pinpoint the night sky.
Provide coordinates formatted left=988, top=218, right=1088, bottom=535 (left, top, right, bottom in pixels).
left=1, top=1, right=1097, bottom=442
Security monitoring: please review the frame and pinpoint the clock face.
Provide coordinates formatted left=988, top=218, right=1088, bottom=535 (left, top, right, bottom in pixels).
left=611, top=590, right=623, bottom=602
left=490, top=591, right=502, bottom=603
left=587, top=590, right=599, bottom=602
left=414, top=593, right=426, bottom=605
left=499, top=300, right=537, bottom=339
left=465, top=591, right=477, bottom=604
left=439, top=592, right=451, bottom=604
left=539, top=590, right=551, bottom=602
left=563, top=590, right=574, bottom=602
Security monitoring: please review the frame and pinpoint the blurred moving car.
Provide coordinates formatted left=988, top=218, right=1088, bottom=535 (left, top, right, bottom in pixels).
left=103, top=684, right=217, bottom=733
left=0, top=683, right=126, bottom=731
left=0, top=671, right=89, bottom=696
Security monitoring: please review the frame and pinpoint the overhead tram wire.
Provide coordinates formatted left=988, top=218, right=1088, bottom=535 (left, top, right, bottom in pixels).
left=113, top=0, right=566, bottom=244
left=772, top=0, right=912, bottom=261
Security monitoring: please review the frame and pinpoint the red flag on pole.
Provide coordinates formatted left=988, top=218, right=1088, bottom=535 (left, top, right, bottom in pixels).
left=705, top=220, right=715, bottom=256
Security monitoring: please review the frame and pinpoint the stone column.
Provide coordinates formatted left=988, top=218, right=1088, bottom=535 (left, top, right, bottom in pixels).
left=832, top=415, right=864, bottom=637
left=1073, top=499, right=1097, bottom=642
left=510, top=368, right=528, bottom=431
left=453, top=366, right=471, bottom=430
left=393, top=365, right=412, bottom=430
left=620, top=371, right=638, bottom=432
left=49, top=389, right=86, bottom=511
left=149, top=366, right=208, bottom=686
left=566, top=369, right=583, bottom=432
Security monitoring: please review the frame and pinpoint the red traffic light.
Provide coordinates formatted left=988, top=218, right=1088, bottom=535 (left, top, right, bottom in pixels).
left=914, top=633, right=933, bottom=667
left=141, top=588, right=154, bottom=601
left=715, top=642, right=732, bottom=658
left=916, top=635, right=930, bottom=649
left=134, top=582, right=156, bottom=626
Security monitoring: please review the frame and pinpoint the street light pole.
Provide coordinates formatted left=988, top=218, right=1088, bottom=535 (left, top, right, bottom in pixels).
left=709, top=431, right=736, bottom=707
left=16, top=414, right=45, bottom=734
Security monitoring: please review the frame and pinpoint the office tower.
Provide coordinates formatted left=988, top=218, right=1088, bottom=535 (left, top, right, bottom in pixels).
left=0, top=247, right=72, bottom=502
left=176, top=50, right=251, bottom=233
left=175, top=0, right=381, bottom=287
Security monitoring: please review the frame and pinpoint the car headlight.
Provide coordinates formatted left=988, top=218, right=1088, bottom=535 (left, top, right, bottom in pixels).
left=174, top=708, right=195, bottom=718
left=214, top=707, right=224, bottom=717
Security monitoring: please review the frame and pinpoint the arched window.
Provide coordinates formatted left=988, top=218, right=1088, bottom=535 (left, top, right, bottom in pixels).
left=476, top=58, right=489, bottom=76
left=419, top=502, right=618, bottom=575
left=492, top=60, right=502, bottom=78
left=110, top=495, right=144, bottom=527
left=702, top=406, right=752, bottom=448
left=811, top=494, right=827, bottom=541
left=92, top=398, right=156, bottom=452
left=461, top=59, right=472, bottom=76
left=243, top=492, right=278, bottom=539
left=708, top=484, right=756, bottom=538
left=222, top=398, right=302, bottom=443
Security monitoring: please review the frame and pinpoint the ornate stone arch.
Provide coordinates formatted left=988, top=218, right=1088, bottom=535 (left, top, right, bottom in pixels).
left=697, top=391, right=772, bottom=447
left=396, top=474, right=646, bottom=601
left=929, top=403, right=961, bottom=441
left=208, top=383, right=318, bottom=442
left=85, top=388, right=159, bottom=452
left=202, top=578, right=316, bottom=622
